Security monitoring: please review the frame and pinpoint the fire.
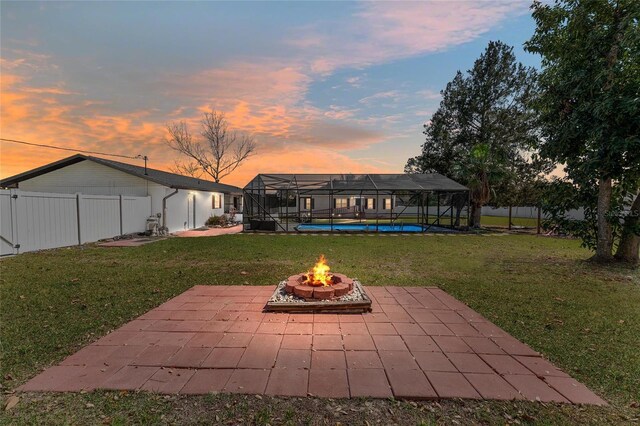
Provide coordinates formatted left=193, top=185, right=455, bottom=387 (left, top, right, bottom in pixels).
left=304, top=254, right=333, bottom=287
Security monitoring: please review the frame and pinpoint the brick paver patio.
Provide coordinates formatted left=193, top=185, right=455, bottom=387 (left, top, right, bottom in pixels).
left=18, top=285, right=606, bottom=405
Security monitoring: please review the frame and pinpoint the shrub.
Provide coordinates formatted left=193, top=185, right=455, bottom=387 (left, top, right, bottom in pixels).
left=205, top=215, right=227, bottom=227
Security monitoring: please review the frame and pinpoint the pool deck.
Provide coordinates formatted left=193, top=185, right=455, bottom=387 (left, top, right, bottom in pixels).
left=296, top=224, right=456, bottom=233
left=175, top=225, right=243, bottom=238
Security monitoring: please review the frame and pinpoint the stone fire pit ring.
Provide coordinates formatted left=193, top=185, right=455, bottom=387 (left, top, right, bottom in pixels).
left=285, top=273, right=354, bottom=300
left=265, top=274, right=372, bottom=313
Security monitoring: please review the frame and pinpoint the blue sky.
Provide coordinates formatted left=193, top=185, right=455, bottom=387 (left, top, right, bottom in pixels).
left=1, top=1, right=540, bottom=185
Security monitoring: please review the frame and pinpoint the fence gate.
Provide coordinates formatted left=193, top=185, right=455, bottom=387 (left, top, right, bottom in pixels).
left=0, top=190, right=18, bottom=256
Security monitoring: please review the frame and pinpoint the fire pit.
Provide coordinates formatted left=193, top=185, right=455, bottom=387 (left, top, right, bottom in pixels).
left=265, top=255, right=372, bottom=313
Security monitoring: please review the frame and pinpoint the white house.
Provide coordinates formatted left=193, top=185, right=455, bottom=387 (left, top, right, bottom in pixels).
left=0, top=154, right=242, bottom=233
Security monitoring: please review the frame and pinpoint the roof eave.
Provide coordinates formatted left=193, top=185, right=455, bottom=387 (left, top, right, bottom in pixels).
left=0, top=154, right=88, bottom=187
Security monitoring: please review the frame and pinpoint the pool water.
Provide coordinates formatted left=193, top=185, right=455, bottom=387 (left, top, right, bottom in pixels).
left=296, top=223, right=455, bottom=233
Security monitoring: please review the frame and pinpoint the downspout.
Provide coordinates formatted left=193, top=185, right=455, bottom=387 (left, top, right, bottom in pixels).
left=162, top=188, right=179, bottom=230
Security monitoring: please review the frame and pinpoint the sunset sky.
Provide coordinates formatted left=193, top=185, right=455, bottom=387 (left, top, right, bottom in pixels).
left=1, top=1, right=539, bottom=187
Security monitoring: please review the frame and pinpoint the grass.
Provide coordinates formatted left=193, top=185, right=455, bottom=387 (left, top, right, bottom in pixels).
left=480, top=215, right=539, bottom=228
left=1, top=234, right=638, bottom=424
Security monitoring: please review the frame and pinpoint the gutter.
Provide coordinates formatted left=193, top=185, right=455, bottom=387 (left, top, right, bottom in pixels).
left=162, top=188, right=180, bottom=229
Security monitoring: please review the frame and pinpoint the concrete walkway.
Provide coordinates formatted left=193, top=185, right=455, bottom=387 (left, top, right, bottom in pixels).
left=175, top=225, right=243, bottom=238
left=98, top=238, right=165, bottom=247
left=18, top=286, right=606, bottom=405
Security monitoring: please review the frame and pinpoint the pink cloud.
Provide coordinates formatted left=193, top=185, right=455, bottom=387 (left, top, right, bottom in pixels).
left=289, top=1, right=527, bottom=74
left=359, top=90, right=404, bottom=106
left=357, top=1, right=525, bottom=54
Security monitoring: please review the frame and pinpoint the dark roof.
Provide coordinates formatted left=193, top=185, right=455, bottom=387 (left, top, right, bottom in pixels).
left=0, top=154, right=242, bottom=194
left=244, top=173, right=468, bottom=193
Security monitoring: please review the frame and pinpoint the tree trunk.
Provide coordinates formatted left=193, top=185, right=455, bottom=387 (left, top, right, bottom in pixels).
left=592, top=7, right=622, bottom=263
left=452, top=193, right=466, bottom=227
left=594, top=177, right=614, bottom=262
left=470, top=203, right=482, bottom=228
left=454, top=206, right=462, bottom=227
left=615, top=193, right=640, bottom=266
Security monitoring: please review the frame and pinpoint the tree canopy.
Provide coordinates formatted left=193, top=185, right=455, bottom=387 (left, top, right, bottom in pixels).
left=406, top=41, right=546, bottom=227
left=526, top=0, right=640, bottom=264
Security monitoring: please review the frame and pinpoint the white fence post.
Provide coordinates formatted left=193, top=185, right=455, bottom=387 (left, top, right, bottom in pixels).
left=119, top=194, right=124, bottom=236
left=76, top=193, right=83, bottom=245
left=11, top=190, right=19, bottom=254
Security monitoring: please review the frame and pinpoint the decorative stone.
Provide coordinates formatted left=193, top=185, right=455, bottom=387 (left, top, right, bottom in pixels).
left=333, top=283, right=350, bottom=297
left=293, top=285, right=314, bottom=299
left=313, top=287, right=335, bottom=300
left=265, top=279, right=372, bottom=313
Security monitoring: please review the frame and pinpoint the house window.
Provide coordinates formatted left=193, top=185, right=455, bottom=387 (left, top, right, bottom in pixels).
left=302, top=197, right=313, bottom=210
left=383, top=198, right=393, bottom=210
left=334, top=198, right=348, bottom=209
left=212, top=194, right=221, bottom=209
left=233, top=196, right=241, bottom=210
left=279, top=193, right=296, bottom=207
left=365, top=198, right=376, bottom=209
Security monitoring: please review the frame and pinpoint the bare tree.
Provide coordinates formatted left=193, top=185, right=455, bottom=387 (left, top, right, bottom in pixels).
left=169, top=160, right=203, bottom=178
left=166, top=110, right=256, bottom=182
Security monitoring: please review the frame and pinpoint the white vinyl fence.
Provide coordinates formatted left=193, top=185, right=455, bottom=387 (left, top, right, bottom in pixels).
left=0, top=189, right=151, bottom=256
left=481, top=206, right=585, bottom=220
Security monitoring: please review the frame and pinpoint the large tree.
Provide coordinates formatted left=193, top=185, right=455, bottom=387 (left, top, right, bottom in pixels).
left=526, top=0, right=640, bottom=264
left=166, top=110, right=256, bottom=183
left=406, top=41, right=542, bottom=227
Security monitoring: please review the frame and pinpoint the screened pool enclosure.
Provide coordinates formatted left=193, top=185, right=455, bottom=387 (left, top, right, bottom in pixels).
left=243, top=174, right=470, bottom=232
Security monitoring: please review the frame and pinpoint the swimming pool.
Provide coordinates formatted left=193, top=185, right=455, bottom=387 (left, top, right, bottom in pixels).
left=295, top=223, right=455, bottom=233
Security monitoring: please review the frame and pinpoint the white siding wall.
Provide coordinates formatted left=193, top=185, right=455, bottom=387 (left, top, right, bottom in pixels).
left=160, top=188, right=225, bottom=232
left=280, top=195, right=396, bottom=214
left=18, top=160, right=151, bottom=196
left=286, top=195, right=396, bottom=213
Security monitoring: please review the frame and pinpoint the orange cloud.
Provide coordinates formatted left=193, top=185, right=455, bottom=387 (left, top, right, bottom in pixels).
left=221, top=146, right=395, bottom=187
left=0, top=55, right=388, bottom=185
left=164, top=59, right=387, bottom=153
left=1, top=2, right=523, bottom=185
left=0, top=65, right=166, bottom=178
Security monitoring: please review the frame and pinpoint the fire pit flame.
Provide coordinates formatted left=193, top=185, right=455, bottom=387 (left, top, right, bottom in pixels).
left=304, top=254, right=333, bottom=287
left=280, top=257, right=363, bottom=304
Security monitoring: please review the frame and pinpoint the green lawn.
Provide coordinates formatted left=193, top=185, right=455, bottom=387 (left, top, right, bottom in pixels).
left=480, top=215, right=539, bottom=228
left=1, top=234, right=638, bottom=424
